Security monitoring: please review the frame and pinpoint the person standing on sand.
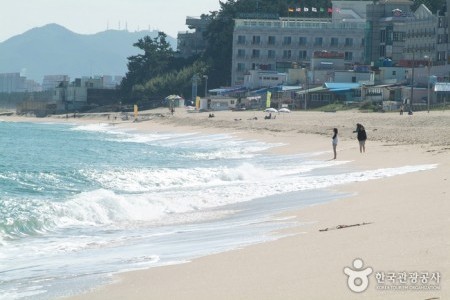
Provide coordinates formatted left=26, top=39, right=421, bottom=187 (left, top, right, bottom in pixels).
left=332, top=128, right=338, bottom=159
left=354, top=123, right=367, bottom=153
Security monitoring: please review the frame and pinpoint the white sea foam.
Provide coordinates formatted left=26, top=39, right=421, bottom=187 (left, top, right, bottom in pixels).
left=47, top=163, right=437, bottom=229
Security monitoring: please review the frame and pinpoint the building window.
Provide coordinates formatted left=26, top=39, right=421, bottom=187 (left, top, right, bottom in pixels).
left=379, top=45, right=386, bottom=57
left=283, top=36, right=292, bottom=45
left=252, top=49, right=260, bottom=58
left=380, top=30, right=386, bottom=43
left=268, top=36, right=276, bottom=45
left=237, top=63, right=245, bottom=71
left=392, top=71, right=396, bottom=76
left=299, top=50, right=307, bottom=59
left=331, top=37, right=339, bottom=47
left=361, top=38, right=365, bottom=46
left=237, top=36, right=246, bottom=44
left=283, top=50, right=292, bottom=59
left=438, top=34, right=448, bottom=44
left=345, top=38, right=353, bottom=47
left=314, top=37, right=323, bottom=46
left=299, top=37, right=307, bottom=45
left=268, top=50, right=276, bottom=59
left=252, top=35, right=261, bottom=45
left=345, top=51, right=353, bottom=61
left=237, top=49, right=245, bottom=58
left=393, top=32, right=405, bottom=42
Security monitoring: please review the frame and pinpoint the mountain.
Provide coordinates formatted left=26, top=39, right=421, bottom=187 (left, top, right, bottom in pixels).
left=0, top=23, right=177, bottom=83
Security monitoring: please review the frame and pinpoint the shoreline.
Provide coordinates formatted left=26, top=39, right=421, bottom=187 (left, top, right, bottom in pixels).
left=3, top=109, right=449, bottom=299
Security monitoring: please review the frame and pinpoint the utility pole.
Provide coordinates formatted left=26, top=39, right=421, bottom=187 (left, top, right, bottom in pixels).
left=409, top=51, right=415, bottom=114
left=424, top=55, right=432, bottom=113
left=203, top=75, right=208, bottom=97
left=191, top=74, right=200, bottom=104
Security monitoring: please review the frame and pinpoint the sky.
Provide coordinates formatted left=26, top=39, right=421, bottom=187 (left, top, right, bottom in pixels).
left=0, top=0, right=222, bottom=42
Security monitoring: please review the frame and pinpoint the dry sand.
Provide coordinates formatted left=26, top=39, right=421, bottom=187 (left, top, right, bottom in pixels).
left=5, top=109, right=449, bottom=299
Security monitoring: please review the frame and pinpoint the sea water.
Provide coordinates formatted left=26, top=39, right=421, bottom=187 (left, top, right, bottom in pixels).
left=0, top=121, right=436, bottom=299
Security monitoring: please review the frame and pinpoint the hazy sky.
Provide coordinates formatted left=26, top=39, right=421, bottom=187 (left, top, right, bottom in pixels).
left=0, top=0, right=221, bottom=42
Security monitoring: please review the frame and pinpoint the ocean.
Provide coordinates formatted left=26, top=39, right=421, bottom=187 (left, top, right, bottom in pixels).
left=0, top=121, right=435, bottom=299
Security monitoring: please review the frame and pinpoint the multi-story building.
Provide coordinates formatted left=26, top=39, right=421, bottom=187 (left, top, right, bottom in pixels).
left=230, top=0, right=449, bottom=88
left=366, top=0, right=449, bottom=67
left=231, top=1, right=370, bottom=86
left=177, top=16, right=211, bottom=58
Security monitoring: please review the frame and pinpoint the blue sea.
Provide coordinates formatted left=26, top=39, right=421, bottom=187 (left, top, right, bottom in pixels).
left=0, top=121, right=435, bottom=299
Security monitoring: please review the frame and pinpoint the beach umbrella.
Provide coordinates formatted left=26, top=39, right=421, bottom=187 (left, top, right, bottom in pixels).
left=279, top=108, right=291, bottom=113
left=264, top=108, right=278, bottom=113
left=165, top=95, right=183, bottom=101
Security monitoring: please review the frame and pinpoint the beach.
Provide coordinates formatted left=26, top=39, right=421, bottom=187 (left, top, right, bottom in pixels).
left=4, top=109, right=450, bottom=299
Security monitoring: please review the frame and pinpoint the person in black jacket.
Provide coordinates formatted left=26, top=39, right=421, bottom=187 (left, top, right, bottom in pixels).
left=354, top=123, right=367, bottom=153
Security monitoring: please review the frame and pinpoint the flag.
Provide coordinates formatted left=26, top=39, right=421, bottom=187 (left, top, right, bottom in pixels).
left=296, top=7, right=302, bottom=12
left=288, top=7, right=294, bottom=12
left=266, top=91, right=272, bottom=108
left=304, top=7, right=309, bottom=12
left=312, top=7, right=317, bottom=12
left=133, top=104, right=138, bottom=119
left=196, top=96, right=200, bottom=109
left=320, top=7, right=325, bottom=12
left=328, top=8, right=333, bottom=13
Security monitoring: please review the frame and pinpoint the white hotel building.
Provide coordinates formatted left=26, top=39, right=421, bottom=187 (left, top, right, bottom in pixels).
left=231, top=1, right=370, bottom=86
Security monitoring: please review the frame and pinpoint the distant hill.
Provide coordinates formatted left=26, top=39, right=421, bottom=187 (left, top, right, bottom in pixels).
left=0, top=23, right=177, bottom=83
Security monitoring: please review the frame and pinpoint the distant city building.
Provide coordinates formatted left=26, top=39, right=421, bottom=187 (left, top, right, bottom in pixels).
left=25, top=79, right=42, bottom=92
left=102, top=75, right=123, bottom=89
left=0, top=73, right=27, bottom=93
left=53, top=76, right=121, bottom=112
left=42, top=75, right=70, bottom=91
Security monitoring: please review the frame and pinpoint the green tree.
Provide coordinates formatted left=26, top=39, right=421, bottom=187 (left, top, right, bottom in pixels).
left=121, top=32, right=175, bottom=102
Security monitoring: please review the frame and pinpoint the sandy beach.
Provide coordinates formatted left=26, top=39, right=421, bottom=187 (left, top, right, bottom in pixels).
left=5, top=109, right=449, bottom=299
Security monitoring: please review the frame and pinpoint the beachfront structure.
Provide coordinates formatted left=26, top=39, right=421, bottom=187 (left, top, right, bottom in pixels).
left=199, top=96, right=238, bottom=111
left=434, top=82, right=450, bottom=104
left=53, top=76, right=121, bottom=112
left=243, top=70, right=288, bottom=89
